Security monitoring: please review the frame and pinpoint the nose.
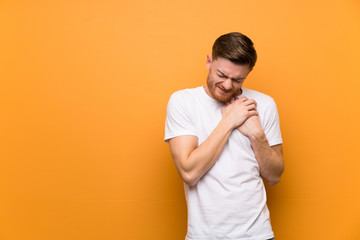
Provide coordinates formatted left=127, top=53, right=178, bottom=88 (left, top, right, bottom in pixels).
left=222, top=78, right=232, bottom=90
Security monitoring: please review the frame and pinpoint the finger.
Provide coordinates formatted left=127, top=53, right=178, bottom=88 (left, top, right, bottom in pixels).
left=238, top=96, right=248, bottom=102
left=244, top=99, right=256, bottom=106
left=251, top=99, right=257, bottom=106
left=248, top=110, right=259, bottom=116
left=246, top=103, right=257, bottom=110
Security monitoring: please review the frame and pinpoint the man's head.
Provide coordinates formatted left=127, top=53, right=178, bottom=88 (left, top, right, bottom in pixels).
left=212, top=32, right=257, bottom=70
left=204, top=32, right=257, bottom=103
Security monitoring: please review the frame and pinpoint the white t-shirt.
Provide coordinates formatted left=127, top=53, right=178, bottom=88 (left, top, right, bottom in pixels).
left=165, top=86, right=282, bottom=240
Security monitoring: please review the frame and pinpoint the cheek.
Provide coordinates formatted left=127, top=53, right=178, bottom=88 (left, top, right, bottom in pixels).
left=212, top=75, right=223, bottom=84
left=208, top=75, right=217, bottom=85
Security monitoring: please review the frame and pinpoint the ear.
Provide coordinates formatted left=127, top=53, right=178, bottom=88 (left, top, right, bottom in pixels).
left=206, top=54, right=212, bottom=70
left=247, top=68, right=253, bottom=76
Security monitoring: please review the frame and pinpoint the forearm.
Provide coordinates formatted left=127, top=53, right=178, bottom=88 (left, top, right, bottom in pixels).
left=179, top=119, right=233, bottom=187
left=249, top=134, right=284, bottom=185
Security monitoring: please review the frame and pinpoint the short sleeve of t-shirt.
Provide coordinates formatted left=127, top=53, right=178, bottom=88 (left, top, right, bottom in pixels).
left=164, top=90, right=197, bottom=141
left=261, top=98, right=282, bottom=146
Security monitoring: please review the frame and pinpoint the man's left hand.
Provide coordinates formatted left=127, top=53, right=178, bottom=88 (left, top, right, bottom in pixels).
left=237, top=115, right=264, bottom=139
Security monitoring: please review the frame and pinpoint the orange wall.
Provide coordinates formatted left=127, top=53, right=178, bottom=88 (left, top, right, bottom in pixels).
left=1, top=1, right=360, bottom=239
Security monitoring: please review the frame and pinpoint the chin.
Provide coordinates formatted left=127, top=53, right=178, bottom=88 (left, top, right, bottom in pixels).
left=214, top=94, right=232, bottom=103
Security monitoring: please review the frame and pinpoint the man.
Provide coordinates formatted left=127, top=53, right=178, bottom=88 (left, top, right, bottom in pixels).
left=164, top=32, right=284, bottom=240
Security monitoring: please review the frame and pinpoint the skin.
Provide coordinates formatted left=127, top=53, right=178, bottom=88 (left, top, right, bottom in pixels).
left=168, top=55, right=284, bottom=187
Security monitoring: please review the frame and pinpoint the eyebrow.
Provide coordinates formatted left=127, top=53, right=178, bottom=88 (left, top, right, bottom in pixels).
left=216, top=70, right=245, bottom=81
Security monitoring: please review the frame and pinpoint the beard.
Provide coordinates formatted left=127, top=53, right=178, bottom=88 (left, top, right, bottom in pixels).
left=206, top=74, right=243, bottom=103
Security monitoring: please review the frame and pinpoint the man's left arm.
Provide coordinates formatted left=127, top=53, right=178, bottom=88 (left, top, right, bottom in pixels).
left=238, top=116, right=284, bottom=185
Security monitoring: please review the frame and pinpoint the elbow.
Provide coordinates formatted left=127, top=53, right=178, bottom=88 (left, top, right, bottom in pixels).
left=182, top=172, right=199, bottom=187
left=267, top=167, right=284, bottom=186
left=267, top=176, right=281, bottom=186
left=186, top=180, right=198, bottom=187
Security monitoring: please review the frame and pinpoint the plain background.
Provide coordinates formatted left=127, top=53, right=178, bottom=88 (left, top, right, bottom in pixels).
left=1, top=0, right=360, bottom=239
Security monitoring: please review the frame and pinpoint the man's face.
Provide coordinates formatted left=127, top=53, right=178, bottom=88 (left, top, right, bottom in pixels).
left=204, top=55, right=251, bottom=103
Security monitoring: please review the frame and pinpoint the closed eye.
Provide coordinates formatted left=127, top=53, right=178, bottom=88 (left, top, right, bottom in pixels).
left=232, top=78, right=244, bottom=83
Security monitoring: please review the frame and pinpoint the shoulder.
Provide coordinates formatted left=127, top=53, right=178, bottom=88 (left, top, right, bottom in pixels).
left=170, top=87, right=201, bottom=98
left=242, top=88, right=275, bottom=104
left=168, top=87, right=202, bottom=105
left=241, top=88, right=278, bottom=114
left=167, top=87, right=203, bottom=114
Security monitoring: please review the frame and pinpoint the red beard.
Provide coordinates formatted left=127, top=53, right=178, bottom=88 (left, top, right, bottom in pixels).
left=206, top=75, right=242, bottom=103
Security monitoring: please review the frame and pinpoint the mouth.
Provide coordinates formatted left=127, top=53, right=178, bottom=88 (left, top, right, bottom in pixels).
left=217, top=86, right=232, bottom=94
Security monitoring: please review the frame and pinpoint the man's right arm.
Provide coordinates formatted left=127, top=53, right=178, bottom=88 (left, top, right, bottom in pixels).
left=168, top=120, right=233, bottom=187
left=168, top=97, right=257, bottom=187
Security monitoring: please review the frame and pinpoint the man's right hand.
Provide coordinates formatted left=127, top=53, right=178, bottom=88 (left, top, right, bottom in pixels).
left=221, top=96, right=258, bottom=129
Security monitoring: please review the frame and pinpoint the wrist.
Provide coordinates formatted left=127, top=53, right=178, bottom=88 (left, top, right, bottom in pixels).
left=220, top=117, right=236, bottom=132
left=248, top=130, right=267, bottom=143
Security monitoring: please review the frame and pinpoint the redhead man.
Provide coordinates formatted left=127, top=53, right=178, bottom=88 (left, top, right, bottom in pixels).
left=165, top=32, right=284, bottom=240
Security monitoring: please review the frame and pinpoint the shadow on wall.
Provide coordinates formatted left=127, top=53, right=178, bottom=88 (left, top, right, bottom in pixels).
left=265, top=177, right=287, bottom=235
left=160, top=147, right=188, bottom=238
